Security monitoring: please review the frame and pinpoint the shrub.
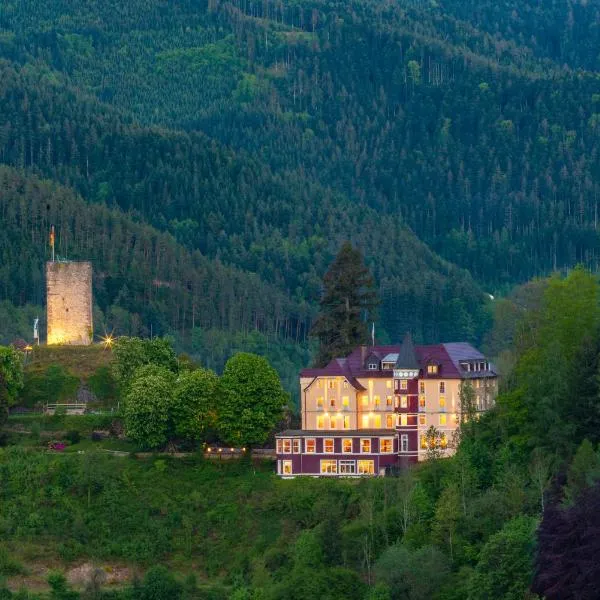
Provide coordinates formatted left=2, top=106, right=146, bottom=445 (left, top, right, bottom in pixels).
left=0, top=547, right=24, bottom=576
left=65, top=430, right=81, bottom=445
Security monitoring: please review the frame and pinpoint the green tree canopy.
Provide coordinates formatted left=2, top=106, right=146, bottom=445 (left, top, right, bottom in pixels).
left=468, top=516, right=538, bottom=600
left=310, top=241, right=379, bottom=367
left=172, top=367, right=219, bottom=441
left=124, top=365, right=177, bottom=449
left=112, top=337, right=178, bottom=392
left=217, top=352, right=288, bottom=447
left=0, top=345, right=23, bottom=427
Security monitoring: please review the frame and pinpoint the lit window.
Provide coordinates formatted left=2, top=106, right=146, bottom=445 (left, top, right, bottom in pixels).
left=324, top=439, right=335, bottom=453
left=386, top=395, right=393, bottom=406
left=292, top=439, right=300, bottom=453
left=320, top=460, right=337, bottom=474
left=362, top=415, right=370, bottom=428
left=342, top=396, right=350, bottom=407
left=439, top=381, right=445, bottom=394
left=419, top=381, right=425, bottom=394
left=328, top=380, right=335, bottom=389
left=380, top=438, right=393, bottom=453
left=439, top=414, right=447, bottom=426
left=317, top=396, right=324, bottom=407
left=317, top=415, right=325, bottom=429
left=305, top=439, right=316, bottom=453
left=427, top=365, right=438, bottom=375
left=342, top=438, right=353, bottom=453
left=386, top=415, right=393, bottom=428
left=339, top=460, right=355, bottom=474
left=374, top=395, right=380, bottom=407
left=358, top=460, right=374, bottom=475
left=317, top=380, right=323, bottom=388
left=401, top=414, right=408, bottom=426
left=441, top=434, right=448, bottom=448
left=330, top=397, right=336, bottom=408
left=419, top=415, right=426, bottom=426
left=343, top=415, right=350, bottom=429
left=386, top=380, right=392, bottom=389
left=420, top=435, right=427, bottom=449
left=276, top=439, right=283, bottom=453
left=439, top=396, right=446, bottom=409
left=282, top=460, right=292, bottom=475
left=374, top=415, right=382, bottom=428
left=401, top=395, right=408, bottom=408
left=419, top=395, right=426, bottom=409
left=361, top=439, right=371, bottom=453
left=343, top=380, right=348, bottom=389
left=282, top=439, right=292, bottom=453
left=361, top=395, right=369, bottom=407
left=330, top=416, right=337, bottom=430
left=400, top=379, right=408, bottom=390
left=401, top=435, right=409, bottom=452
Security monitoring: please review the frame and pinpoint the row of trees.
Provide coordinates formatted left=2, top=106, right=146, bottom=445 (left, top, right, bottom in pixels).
left=112, top=337, right=289, bottom=449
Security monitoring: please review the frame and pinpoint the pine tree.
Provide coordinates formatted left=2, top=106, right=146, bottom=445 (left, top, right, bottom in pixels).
left=310, top=242, right=378, bottom=367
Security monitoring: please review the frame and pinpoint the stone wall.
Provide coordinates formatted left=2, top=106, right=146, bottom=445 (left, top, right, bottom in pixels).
left=46, top=261, right=93, bottom=345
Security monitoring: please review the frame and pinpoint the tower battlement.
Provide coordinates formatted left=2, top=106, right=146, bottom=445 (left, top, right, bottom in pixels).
left=46, top=261, right=93, bottom=345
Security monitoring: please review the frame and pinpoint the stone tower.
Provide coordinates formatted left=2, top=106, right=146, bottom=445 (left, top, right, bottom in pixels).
left=46, top=261, right=93, bottom=345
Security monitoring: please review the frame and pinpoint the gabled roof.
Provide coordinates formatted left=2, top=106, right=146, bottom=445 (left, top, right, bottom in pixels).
left=395, top=332, right=419, bottom=370
left=301, top=358, right=366, bottom=391
left=300, top=340, right=496, bottom=381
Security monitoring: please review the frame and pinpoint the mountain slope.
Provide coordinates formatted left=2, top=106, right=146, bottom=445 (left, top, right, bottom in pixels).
left=0, top=58, right=490, bottom=344
left=0, top=165, right=307, bottom=340
left=4, top=0, right=599, bottom=288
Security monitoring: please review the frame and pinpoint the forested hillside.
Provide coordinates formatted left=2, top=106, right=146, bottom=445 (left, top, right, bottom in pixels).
left=3, top=0, right=600, bottom=288
left=2, top=0, right=600, bottom=372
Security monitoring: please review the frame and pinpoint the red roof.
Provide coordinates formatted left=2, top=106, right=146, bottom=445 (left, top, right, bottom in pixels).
left=301, top=343, right=495, bottom=381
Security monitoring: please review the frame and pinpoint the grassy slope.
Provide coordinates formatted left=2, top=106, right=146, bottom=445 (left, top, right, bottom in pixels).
left=0, top=448, right=382, bottom=595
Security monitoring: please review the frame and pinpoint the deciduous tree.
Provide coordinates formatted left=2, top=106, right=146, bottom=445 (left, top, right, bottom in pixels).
left=217, top=352, right=288, bottom=448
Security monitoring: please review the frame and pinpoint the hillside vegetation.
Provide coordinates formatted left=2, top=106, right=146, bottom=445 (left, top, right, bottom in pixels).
left=1, top=269, right=600, bottom=599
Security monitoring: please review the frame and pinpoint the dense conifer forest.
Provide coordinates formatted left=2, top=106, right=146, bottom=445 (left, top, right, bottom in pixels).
left=9, top=0, right=600, bottom=363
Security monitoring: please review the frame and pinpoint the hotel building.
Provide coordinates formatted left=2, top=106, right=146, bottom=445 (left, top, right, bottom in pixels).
left=276, top=334, right=497, bottom=477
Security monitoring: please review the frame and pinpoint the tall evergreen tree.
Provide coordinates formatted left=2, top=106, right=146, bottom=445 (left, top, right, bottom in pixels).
left=310, top=242, right=378, bottom=367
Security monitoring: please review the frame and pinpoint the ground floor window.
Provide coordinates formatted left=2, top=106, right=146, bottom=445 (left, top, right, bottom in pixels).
left=339, top=460, right=356, bottom=474
left=320, top=460, right=337, bottom=474
left=358, top=460, right=375, bottom=475
left=282, top=460, right=293, bottom=475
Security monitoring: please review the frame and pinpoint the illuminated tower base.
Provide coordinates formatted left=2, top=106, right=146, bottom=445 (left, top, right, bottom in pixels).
left=46, top=261, right=93, bottom=345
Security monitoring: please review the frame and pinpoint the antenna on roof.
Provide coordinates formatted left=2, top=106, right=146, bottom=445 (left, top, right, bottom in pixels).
left=371, top=322, right=375, bottom=346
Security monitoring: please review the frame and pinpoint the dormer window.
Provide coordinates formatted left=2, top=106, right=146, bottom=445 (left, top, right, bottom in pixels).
left=368, top=362, right=378, bottom=370
left=427, top=364, right=438, bottom=375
